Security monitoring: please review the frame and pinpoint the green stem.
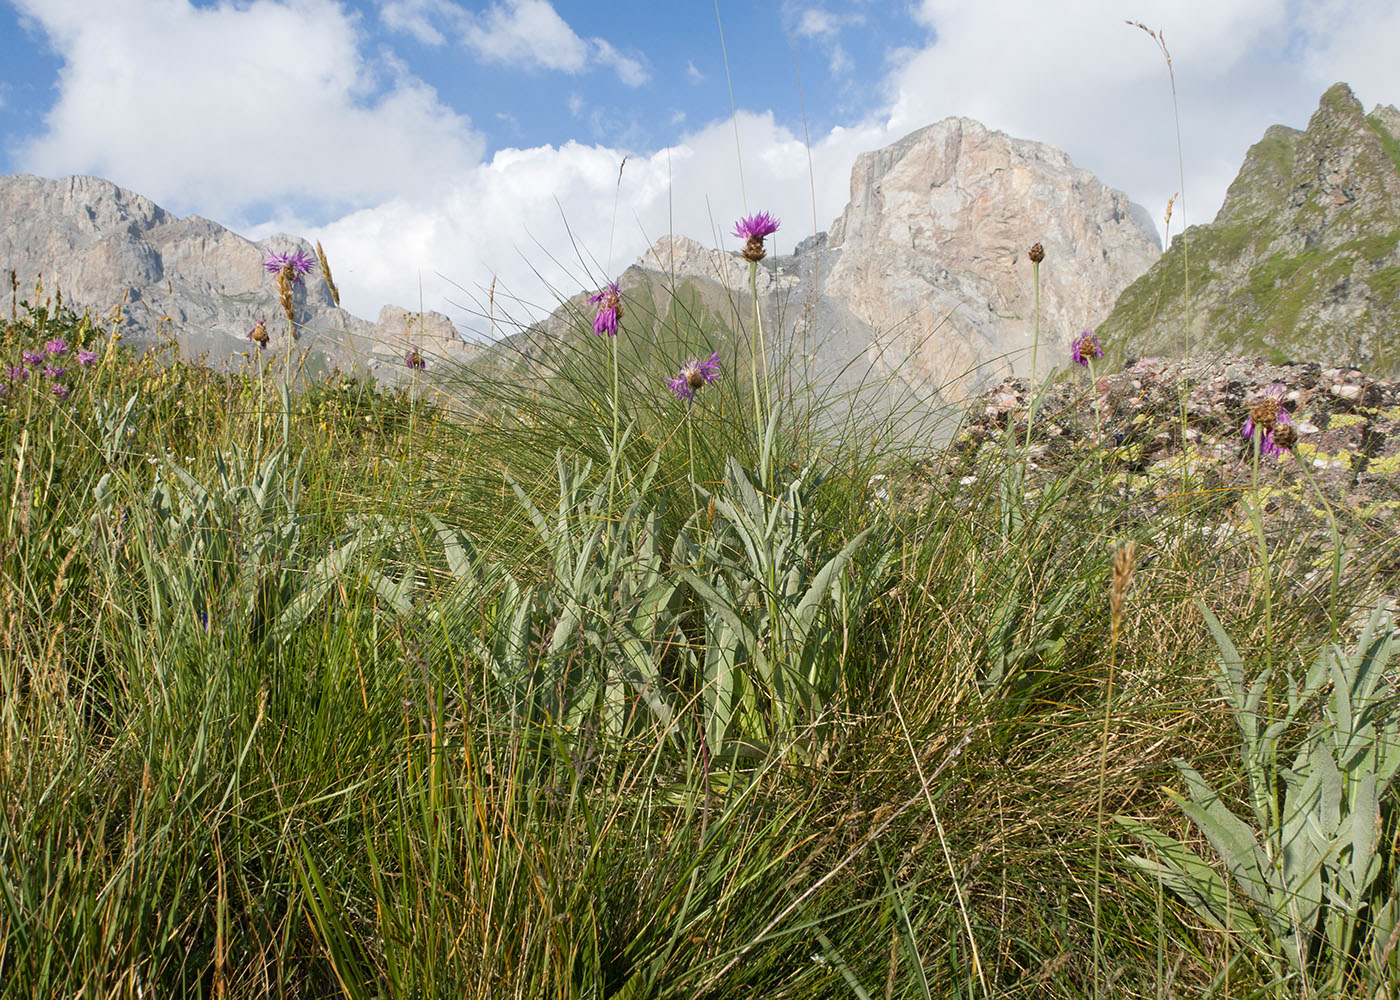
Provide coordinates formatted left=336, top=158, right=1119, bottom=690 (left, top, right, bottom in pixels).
left=748, top=261, right=766, bottom=446
left=1025, top=260, right=1041, bottom=453
left=1090, top=634, right=1117, bottom=1000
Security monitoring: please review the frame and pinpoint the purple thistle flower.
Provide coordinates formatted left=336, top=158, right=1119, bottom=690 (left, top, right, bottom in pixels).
left=22, top=350, right=43, bottom=367
left=5, top=365, right=27, bottom=382
left=733, top=212, right=781, bottom=241
left=589, top=281, right=622, bottom=336
left=248, top=319, right=269, bottom=350
left=262, top=249, right=317, bottom=284
left=667, top=351, right=722, bottom=402
left=733, top=211, right=781, bottom=263
left=42, top=365, right=66, bottom=380
left=77, top=349, right=98, bottom=366
left=45, top=337, right=68, bottom=356
left=51, top=383, right=70, bottom=401
left=405, top=348, right=426, bottom=370
left=1070, top=330, right=1103, bottom=367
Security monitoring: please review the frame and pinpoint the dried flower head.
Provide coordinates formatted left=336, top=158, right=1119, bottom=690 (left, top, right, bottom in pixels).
left=405, top=348, right=426, bottom=370
left=666, top=351, right=721, bottom=402
left=1270, top=422, right=1297, bottom=453
left=262, top=249, right=317, bottom=284
left=1028, top=242, right=1045, bottom=264
left=45, top=338, right=68, bottom=355
left=1242, top=383, right=1290, bottom=450
left=1071, top=330, right=1103, bottom=367
left=1110, top=540, right=1137, bottom=635
left=248, top=319, right=269, bottom=350
left=589, top=281, right=622, bottom=336
left=1242, top=384, right=1292, bottom=458
left=734, top=212, right=781, bottom=263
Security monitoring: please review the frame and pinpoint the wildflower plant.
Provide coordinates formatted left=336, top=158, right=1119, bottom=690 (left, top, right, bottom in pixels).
left=734, top=211, right=779, bottom=450
left=1119, top=605, right=1400, bottom=996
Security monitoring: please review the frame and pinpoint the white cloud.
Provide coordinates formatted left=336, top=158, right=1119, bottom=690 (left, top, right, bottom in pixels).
left=13, top=0, right=484, bottom=223
left=463, top=0, right=588, bottom=72
left=591, top=38, right=649, bottom=87
left=379, top=0, right=462, bottom=45
left=456, top=0, right=647, bottom=86
left=685, top=60, right=704, bottom=84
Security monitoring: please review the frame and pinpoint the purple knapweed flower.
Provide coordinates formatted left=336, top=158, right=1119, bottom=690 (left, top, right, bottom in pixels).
left=77, top=349, right=98, bottom=366
left=1242, top=383, right=1291, bottom=457
left=51, top=383, right=70, bottom=401
left=5, top=365, right=27, bottom=382
left=22, top=350, right=43, bottom=367
left=405, top=348, right=426, bottom=370
left=262, top=249, right=317, bottom=284
left=589, top=281, right=622, bottom=336
left=42, top=365, right=66, bottom=380
left=1071, top=330, right=1103, bottom=367
left=733, top=212, right=781, bottom=263
left=667, top=351, right=722, bottom=402
left=45, top=338, right=68, bottom=356
left=248, top=319, right=269, bottom=350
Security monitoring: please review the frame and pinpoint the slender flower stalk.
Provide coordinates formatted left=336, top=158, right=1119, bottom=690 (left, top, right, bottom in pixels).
left=590, top=280, right=625, bottom=516
left=670, top=352, right=721, bottom=513
left=1092, top=540, right=1137, bottom=1000
left=1073, top=329, right=1105, bottom=443
left=1024, top=242, right=1044, bottom=451
left=733, top=213, right=779, bottom=440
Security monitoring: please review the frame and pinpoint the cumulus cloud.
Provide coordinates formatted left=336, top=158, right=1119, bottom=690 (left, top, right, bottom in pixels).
left=379, top=0, right=462, bottom=45
left=12, top=0, right=484, bottom=222
left=458, top=0, right=648, bottom=85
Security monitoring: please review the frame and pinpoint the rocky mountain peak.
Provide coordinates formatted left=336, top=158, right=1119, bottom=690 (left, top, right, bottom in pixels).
left=820, top=115, right=1161, bottom=397
left=1099, top=82, right=1400, bottom=373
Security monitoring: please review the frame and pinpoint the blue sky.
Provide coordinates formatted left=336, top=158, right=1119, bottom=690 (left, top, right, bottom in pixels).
left=2, top=0, right=1398, bottom=337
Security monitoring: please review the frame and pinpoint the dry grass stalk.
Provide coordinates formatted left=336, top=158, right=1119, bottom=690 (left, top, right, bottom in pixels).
left=1110, top=540, right=1137, bottom=640
left=315, top=241, right=340, bottom=308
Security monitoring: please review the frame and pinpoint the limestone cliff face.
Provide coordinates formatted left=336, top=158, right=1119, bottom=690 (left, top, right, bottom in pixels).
left=1099, top=83, right=1400, bottom=372
left=0, top=174, right=475, bottom=383
left=822, top=117, right=1161, bottom=396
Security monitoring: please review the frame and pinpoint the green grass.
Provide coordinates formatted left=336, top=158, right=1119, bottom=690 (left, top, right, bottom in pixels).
left=2, top=282, right=1398, bottom=1000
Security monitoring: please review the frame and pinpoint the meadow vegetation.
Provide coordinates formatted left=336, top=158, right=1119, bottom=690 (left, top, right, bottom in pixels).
left=2, top=237, right=1398, bottom=1000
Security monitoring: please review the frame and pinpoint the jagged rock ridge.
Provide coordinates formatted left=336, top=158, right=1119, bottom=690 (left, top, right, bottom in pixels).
left=1099, top=83, right=1400, bottom=373
left=0, top=174, right=476, bottom=382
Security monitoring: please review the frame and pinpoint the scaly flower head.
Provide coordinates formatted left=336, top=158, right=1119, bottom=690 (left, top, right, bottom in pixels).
left=405, top=348, right=425, bottom=370
left=77, top=349, right=98, bottom=366
left=589, top=281, right=622, bottom=336
left=42, top=365, right=66, bottom=380
left=1243, top=383, right=1292, bottom=457
left=248, top=319, right=269, bottom=350
left=45, top=337, right=68, bottom=355
left=1071, top=330, right=1103, bottom=367
left=666, top=351, right=721, bottom=402
left=262, top=249, right=317, bottom=284
left=733, top=212, right=780, bottom=263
